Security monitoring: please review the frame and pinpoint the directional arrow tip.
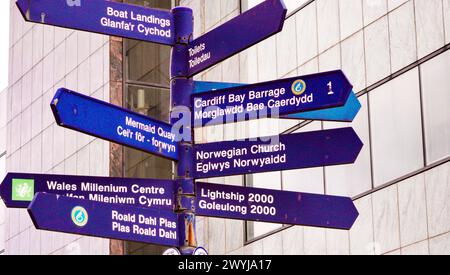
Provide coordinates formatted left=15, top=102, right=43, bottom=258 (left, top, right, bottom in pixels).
left=16, top=0, right=30, bottom=21
left=50, top=88, right=67, bottom=126
left=348, top=203, right=360, bottom=229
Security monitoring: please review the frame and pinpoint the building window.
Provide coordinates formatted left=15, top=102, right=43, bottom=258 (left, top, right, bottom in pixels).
left=420, top=50, right=450, bottom=164
left=123, top=0, right=176, bottom=256
left=246, top=171, right=283, bottom=240
left=369, top=68, right=424, bottom=187
left=324, top=94, right=373, bottom=197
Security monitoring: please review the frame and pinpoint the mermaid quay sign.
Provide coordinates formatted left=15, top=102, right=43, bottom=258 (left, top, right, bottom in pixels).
left=51, top=88, right=179, bottom=160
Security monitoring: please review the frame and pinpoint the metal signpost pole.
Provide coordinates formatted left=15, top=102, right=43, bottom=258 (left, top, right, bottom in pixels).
left=170, top=7, right=196, bottom=255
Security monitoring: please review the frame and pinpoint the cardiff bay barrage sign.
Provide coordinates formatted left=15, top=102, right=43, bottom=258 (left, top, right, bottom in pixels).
left=1, top=0, right=365, bottom=254
left=192, top=70, right=353, bottom=127
left=193, top=81, right=362, bottom=123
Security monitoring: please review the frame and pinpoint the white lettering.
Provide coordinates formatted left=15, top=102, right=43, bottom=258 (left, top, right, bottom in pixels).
left=66, top=0, right=81, bottom=7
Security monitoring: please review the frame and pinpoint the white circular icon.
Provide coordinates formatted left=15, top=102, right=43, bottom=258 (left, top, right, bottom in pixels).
left=193, top=247, right=208, bottom=255
left=163, top=248, right=181, bottom=255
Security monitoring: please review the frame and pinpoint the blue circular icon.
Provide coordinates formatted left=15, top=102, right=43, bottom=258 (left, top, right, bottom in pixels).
left=292, top=79, right=307, bottom=96
left=71, top=206, right=88, bottom=227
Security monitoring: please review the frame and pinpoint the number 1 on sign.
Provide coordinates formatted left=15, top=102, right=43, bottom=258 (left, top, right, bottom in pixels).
left=328, top=81, right=334, bottom=95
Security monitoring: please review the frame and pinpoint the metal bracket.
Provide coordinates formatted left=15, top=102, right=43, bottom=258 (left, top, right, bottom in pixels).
left=175, top=195, right=196, bottom=212
left=171, top=78, right=194, bottom=108
left=175, top=179, right=195, bottom=195
left=170, top=44, right=189, bottom=77
left=176, top=143, right=194, bottom=179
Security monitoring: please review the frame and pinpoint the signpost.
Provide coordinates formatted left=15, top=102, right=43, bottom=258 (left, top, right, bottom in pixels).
left=51, top=88, right=179, bottom=160
left=194, top=81, right=362, bottom=122
left=29, top=193, right=179, bottom=247
left=184, top=0, right=287, bottom=77
left=193, top=127, right=363, bottom=179
left=192, top=70, right=353, bottom=127
left=16, top=0, right=175, bottom=45
left=196, top=182, right=359, bottom=230
left=0, top=173, right=175, bottom=210
left=7, top=0, right=365, bottom=255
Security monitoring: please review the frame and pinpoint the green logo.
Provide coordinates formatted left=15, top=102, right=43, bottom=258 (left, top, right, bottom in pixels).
left=12, top=179, right=35, bottom=201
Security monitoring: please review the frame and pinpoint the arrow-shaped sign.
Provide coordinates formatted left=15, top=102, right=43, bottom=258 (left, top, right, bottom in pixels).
left=192, top=70, right=353, bottom=127
left=194, top=81, right=361, bottom=122
left=16, top=0, right=175, bottom=45
left=283, top=91, right=361, bottom=122
left=196, top=182, right=359, bottom=230
left=0, top=173, right=175, bottom=210
left=193, top=127, right=363, bottom=179
left=28, top=193, right=179, bottom=247
left=193, top=81, right=244, bottom=94
left=51, top=88, right=179, bottom=160
left=185, top=0, right=287, bottom=77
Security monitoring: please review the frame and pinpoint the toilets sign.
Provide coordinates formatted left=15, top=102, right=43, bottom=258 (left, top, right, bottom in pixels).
left=185, top=0, right=287, bottom=77
left=16, top=0, right=175, bottom=45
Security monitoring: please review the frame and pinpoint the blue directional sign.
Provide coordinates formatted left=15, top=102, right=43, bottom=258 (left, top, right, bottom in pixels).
left=193, top=81, right=244, bottom=94
left=16, top=0, right=175, bottom=45
left=194, top=81, right=361, bottom=122
left=192, top=70, right=353, bottom=127
left=29, top=193, right=179, bottom=246
left=185, top=0, right=287, bottom=77
left=51, top=88, right=179, bottom=160
left=193, top=127, right=363, bottom=179
left=283, top=91, right=361, bottom=122
left=0, top=173, right=175, bottom=210
left=196, top=182, right=359, bottom=230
